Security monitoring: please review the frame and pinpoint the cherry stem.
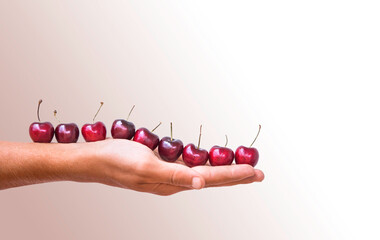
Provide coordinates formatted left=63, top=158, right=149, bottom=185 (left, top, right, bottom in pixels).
left=53, top=110, right=61, bottom=123
left=37, top=99, right=42, bottom=122
left=249, top=124, right=262, bottom=147
left=225, top=135, right=228, bottom=147
left=127, top=105, right=135, bottom=121
left=93, top=102, right=104, bottom=123
left=151, top=122, right=162, bottom=132
left=197, top=125, right=202, bottom=149
left=170, top=122, right=173, bottom=141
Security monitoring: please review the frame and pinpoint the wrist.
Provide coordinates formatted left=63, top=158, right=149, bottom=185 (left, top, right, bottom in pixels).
left=58, top=142, right=106, bottom=184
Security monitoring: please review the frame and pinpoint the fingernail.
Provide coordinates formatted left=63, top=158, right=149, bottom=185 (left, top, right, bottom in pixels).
left=192, top=177, right=202, bottom=189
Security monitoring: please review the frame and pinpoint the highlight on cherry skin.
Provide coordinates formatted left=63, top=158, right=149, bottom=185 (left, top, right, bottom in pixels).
left=53, top=110, right=80, bottom=143
left=111, top=105, right=136, bottom=140
left=235, top=125, right=261, bottom=167
left=81, top=102, right=107, bottom=142
left=133, top=122, right=161, bottom=150
left=29, top=99, right=54, bottom=143
left=158, top=122, right=184, bottom=162
left=182, top=125, right=209, bottom=167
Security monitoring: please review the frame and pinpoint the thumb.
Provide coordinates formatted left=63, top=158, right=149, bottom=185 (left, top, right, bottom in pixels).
left=157, top=162, right=205, bottom=189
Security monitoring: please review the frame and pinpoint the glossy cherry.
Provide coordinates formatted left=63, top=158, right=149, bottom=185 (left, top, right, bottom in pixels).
left=29, top=99, right=54, bottom=143
left=235, top=125, right=261, bottom=167
left=111, top=105, right=136, bottom=140
left=133, top=122, right=161, bottom=150
left=182, top=125, right=209, bottom=167
left=53, top=110, right=79, bottom=143
left=81, top=102, right=107, bottom=142
left=158, top=122, right=183, bottom=162
left=209, top=135, right=234, bottom=166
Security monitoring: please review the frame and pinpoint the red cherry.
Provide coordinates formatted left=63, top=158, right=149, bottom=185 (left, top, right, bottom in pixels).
left=209, top=135, right=234, bottom=166
left=235, top=125, right=261, bottom=167
left=235, top=146, right=259, bottom=167
left=82, top=122, right=106, bottom=142
left=158, top=122, right=183, bottom=162
left=81, top=102, right=107, bottom=142
left=182, top=125, right=209, bottom=167
left=29, top=99, right=54, bottom=143
left=29, top=122, right=54, bottom=143
left=182, top=144, right=208, bottom=167
left=133, top=122, right=161, bottom=150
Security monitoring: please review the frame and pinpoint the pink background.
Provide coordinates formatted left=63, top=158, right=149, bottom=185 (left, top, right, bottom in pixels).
left=1, top=1, right=379, bottom=239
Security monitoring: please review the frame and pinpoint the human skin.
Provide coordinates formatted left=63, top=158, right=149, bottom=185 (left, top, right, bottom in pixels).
left=0, top=139, right=264, bottom=196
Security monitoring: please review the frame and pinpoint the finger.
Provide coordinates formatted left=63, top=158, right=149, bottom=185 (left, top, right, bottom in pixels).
left=192, top=164, right=257, bottom=187
left=155, top=161, right=206, bottom=189
left=205, top=169, right=265, bottom=188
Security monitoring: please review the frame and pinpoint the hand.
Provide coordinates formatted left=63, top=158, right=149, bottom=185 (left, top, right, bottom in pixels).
left=87, top=139, right=264, bottom=196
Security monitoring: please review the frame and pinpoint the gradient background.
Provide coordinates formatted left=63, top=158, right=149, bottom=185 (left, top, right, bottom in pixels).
left=0, top=1, right=379, bottom=239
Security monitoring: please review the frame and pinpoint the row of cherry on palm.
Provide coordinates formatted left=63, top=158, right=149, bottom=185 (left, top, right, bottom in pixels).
left=29, top=100, right=261, bottom=167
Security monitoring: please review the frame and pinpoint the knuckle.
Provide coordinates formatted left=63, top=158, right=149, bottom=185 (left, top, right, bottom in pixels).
left=134, top=162, right=154, bottom=182
left=135, top=161, right=146, bottom=171
left=170, top=169, right=177, bottom=185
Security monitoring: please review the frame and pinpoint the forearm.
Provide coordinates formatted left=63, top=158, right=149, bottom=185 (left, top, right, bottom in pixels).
left=0, top=139, right=264, bottom=194
left=0, top=141, right=98, bottom=189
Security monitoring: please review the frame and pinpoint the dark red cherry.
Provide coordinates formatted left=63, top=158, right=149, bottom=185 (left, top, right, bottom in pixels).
left=133, top=122, right=161, bottom=150
left=29, top=99, right=54, bottom=143
left=158, top=123, right=183, bottom=162
left=111, top=105, right=136, bottom=140
left=182, top=125, right=209, bottom=167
